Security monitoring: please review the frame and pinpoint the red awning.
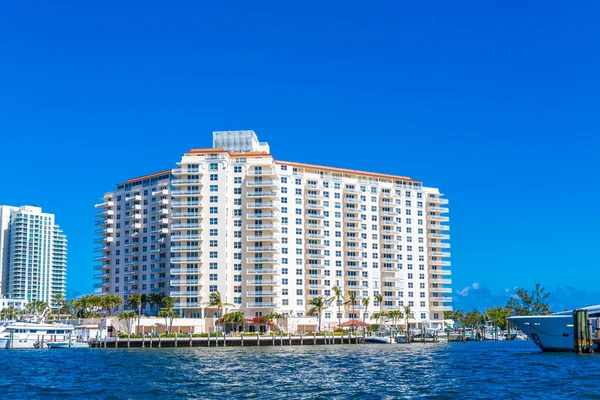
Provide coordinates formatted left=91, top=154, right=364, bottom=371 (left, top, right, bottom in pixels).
left=339, top=320, right=370, bottom=327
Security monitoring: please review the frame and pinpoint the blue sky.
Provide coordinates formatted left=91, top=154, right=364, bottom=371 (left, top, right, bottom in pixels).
left=0, top=1, right=598, bottom=309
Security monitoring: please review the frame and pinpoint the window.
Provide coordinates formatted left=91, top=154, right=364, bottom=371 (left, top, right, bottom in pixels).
left=210, top=185, right=218, bottom=192
left=210, top=174, right=218, bottom=181
left=209, top=163, right=218, bottom=171
left=234, top=166, right=242, bottom=173
left=209, top=274, right=218, bottom=281
left=210, top=196, right=218, bottom=203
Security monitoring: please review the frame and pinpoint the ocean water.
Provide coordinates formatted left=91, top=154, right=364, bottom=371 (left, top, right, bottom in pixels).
left=1, top=341, right=598, bottom=399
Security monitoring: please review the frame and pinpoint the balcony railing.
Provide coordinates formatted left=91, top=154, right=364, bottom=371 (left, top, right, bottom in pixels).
left=246, top=291, right=278, bottom=296
left=429, top=215, right=450, bottom=222
left=171, top=201, right=202, bottom=208
left=430, top=251, right=451, bottom=258
left=247, top=280, right=277, bottom=285
left=171, top=257, right=201, bottom=263
left=429, top=269, right=452, bottom=276
left=246, top=202, right=279, bottom=209
left=171, top=190, right=202, bottom=196
left=246, top=191, right=278, bottom=198
left=247, top=179, right=280, bottom=187
left=246, top=246, right=278, bottom=252
left=246, top=257, right=279, bottom=263
left=428, top=242, right=451, bottom=249
left=430, top=278, right=452, bottom=284
left=247, top=268, right=278, bottom=274
left=170, top=291, right=200, bottom=297
left=246, top=235, right=279, bottom=241
left=170, top=269, right=201, bottom=275
left=170, top=279, right=200, bottom=286
left=430, top=297, right=453, bottom=302
left=172, top=179, right=202, bottom=186
left=171, top=212, right=201, bottom=219
left=246, top=224, right=279, bottom=230
left=247, top=302, right=277, bottom=308
left=428, top=224, right=450, bottom=231
left=171, top=235, right=201, bottom=241
left=171, top=223, right=202, bottom=230
left=430, top=260, right=451, bottom=266
left=428, top=233, right=450, bottom=240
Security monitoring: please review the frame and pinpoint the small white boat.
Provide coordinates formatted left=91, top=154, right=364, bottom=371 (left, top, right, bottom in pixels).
left=365, top=333, right=393, bottom=344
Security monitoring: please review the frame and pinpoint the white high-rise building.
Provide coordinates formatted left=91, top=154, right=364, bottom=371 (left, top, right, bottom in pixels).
left=0, top=206, right=67, bottom=306
left=95, top=131, right=451, bottom=328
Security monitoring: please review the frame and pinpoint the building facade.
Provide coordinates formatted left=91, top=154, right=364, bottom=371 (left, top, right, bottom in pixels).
left=95, top=131, right=451, bottom=327
left=0, top=205, right=67, bottom=307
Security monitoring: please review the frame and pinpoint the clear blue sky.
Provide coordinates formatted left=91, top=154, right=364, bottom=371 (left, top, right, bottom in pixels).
left=1, top=1, right=598, bottom=309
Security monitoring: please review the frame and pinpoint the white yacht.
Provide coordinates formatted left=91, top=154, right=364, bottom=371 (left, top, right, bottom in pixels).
left=507, top=305, right=600, bottom=352
left=0, top=321, right=74, bottom=349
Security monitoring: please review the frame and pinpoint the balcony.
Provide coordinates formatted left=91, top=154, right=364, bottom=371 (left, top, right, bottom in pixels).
left=428, top=233, right=450, bottom=240
left=306, top=203, right=324, bottom=210
left=345, top=226, right=363, bottom=232
left=247, top=211, right=280, bottom=220
left=170, top=291, right=200, bottom=297
left=307, top=233, right=325, bottom=239
left=171, top=234, right=201, bottom=241
left=430, top=251, right=451, bottom=258
left=247, top=268, right=278, bottom=274
left=247, top=280, right=277, bottom=286
left=152, top=199, right=169, bottom=206
left=246, top=191, right=278, bottom=199
left=170, top=279, right=200, bottom=286
left=430, top=260, right=451, bottom=267
left=171, top=223, right=201, bottom=230
left=151, top=227, right=169, bottom=234
left=247, top=168, right=277, bottom=177
left=428, top=242, right=451, bottom=249
left=94, top=255, right=108, bottom=262
left=93, top=283, right=103, bottom=289
left=344, top=197, right=362, bottom=204
left=171, top=257, right=200, bottom=263
left=307, top=253, right=326, bottom=259
left=307, top=273, right=326, bottom=278
left=125, top=195, right=142, bottom=202
left=429, top=215, right=450, bottom=222
left=172, top=190, right=202, bottom=197
left=345, top=255, right=364, bottom=261
left=247, top=302, right=277, bottom=308
left=431, top=306, right=453, bottom=312
left=171, top=201, right=202, bottom=208
left=305, top=213, right=325, bottom=219
left=172, top=179, right=201, bottom=186
left=382, top=275, right=403, bottom=282
left=307, top=243, right=326, bottom=249
left=428, top=224, right=450, bottom=231
left=171, top=246, right=201, bottom=252
left=430, top=278, right=452, bottom=285
left=432, top=287, right=452, bottom=293
left=430, top=297, right=453, bottom=302
left=306, top=193, right=325, bottom=200
left=347, top=265, right=366, bottom=271
left=246, top=257, right=279, bottom=263
left=308, top=284, right=327, bottom=290
left=246, top=291, right=278, bottom=296
left=171, top=212, right=201, bottom=219
left=95, top=200, right=114, bottom=208
left=247, top=179, right=280, bottom=187
left=246, top=235, right=279, bottom=241
left=246, top=224, right=279, bottom=231
left=94, top=209, right=115, bottom=218
left=246, top=202, right=279, bottom=209
left=170, top=268, right=201, bottom=275
left=345, top=187, right=361, bottom=194
left=429, top=269, right=452, bottom=276
left=246, top=246, right=278, bottom=252
left=345, top=207, right=360, bottom=214
left=94, top=218, right=114, bottom=226
left=173, top=302, right=201, bottom=309
left=384, top=296, right=402, bottom=301
left=428, top=197, right=449, bottom=205
left=344, top=216, right=362, bottom=222
left=428, top=206, right=449, bottom=213
left=306, top=223, right=323, bottom=230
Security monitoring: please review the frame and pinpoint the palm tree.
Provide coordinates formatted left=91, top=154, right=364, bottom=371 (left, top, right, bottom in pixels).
left=204, top=291, right=234, bottom=333
left=221, top=310, right=246, bottom=333
left=158, top=309, right=178, bottom=334
left=128, top=293, right=144, bottom=334
left=387, top=310, right=402, bottom=338
left=361, top=296, right=370, bottom=332
left=331, top=285, right=347, bottom=329
left=403, top=305, right=414, bottom=335
left=348, top=292, right=357, bottom=334
left=371, top=312, right=387, bottom=328
left=374, top=293, right=384, bottom=325
left=118, top=311, right=137, bottom=335
left=107, top=295, right=123, bottom=316
left=162, top=296, right=176, bottom=311
left=265, top=312, right=285, bottom=332
left=52, top=294, right=66, bottom=320
left=307, top=296, right=329, bottom=332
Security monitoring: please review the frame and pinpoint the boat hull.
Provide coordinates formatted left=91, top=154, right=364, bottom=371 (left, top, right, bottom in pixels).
left=47, top=342, right=90, bottom=349
left=507, top=315, right=578, bottom=352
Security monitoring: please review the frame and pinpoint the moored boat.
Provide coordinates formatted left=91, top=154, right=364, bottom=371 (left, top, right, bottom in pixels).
left=507, top=305, right=600, bottom=352
left=0, top=322, right=74, bottom=349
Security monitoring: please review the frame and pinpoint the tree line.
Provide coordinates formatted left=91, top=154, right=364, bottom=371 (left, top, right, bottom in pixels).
left=444, top=283, right=552, bottom=330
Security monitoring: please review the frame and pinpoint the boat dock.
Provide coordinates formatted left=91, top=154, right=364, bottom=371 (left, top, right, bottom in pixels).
left=90, top=333, right=363, bottom=348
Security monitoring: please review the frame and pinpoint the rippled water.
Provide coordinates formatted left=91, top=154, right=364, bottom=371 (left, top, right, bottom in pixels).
left=1, top=341, right=598, bottom=399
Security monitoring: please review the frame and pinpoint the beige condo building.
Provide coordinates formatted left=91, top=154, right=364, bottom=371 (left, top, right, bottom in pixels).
left=95, top=131, right=451, bottom=329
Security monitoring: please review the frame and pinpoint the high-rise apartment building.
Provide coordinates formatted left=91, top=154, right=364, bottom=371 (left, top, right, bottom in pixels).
left=95, top=131, right=451, bottom=327
left=0, top=205, right=67, bottom=306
